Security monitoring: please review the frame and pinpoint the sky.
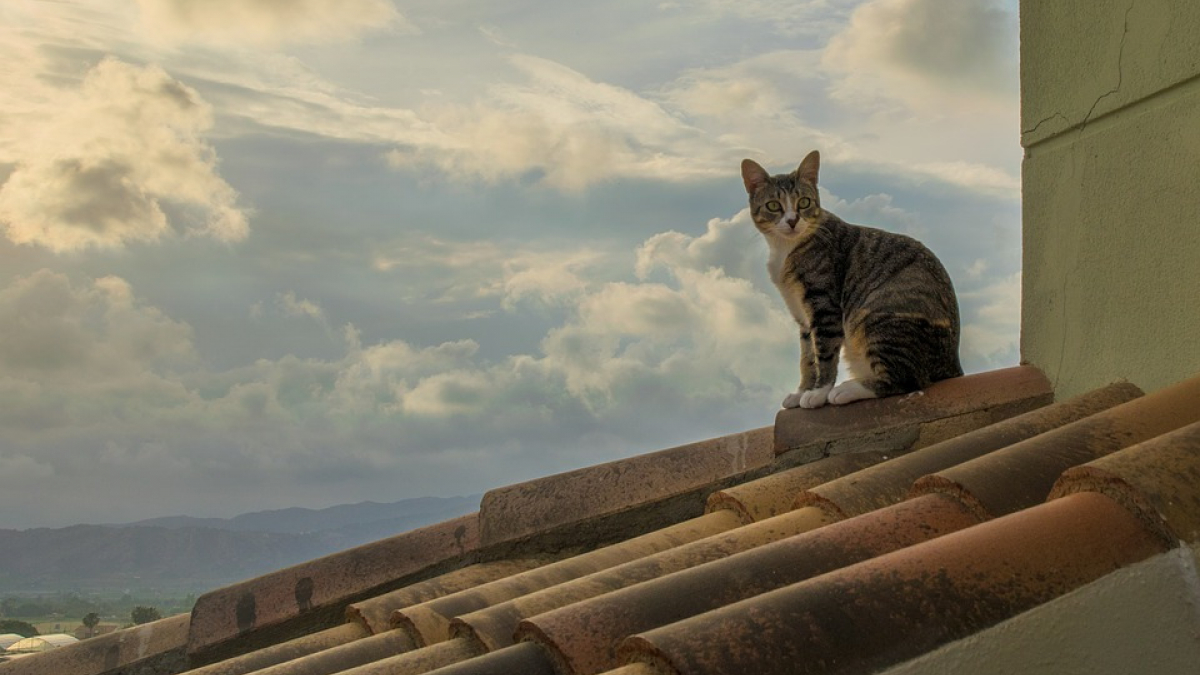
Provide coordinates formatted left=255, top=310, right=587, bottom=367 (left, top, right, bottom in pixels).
left=0, top=0, right=1022, bottom=529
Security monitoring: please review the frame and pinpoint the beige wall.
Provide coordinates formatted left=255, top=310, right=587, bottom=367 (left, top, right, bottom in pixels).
left=1021, top=0, right=1200, bottom=398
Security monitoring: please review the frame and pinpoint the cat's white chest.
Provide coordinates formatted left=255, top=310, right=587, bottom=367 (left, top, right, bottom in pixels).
left=767, top=242, right=813, bottom=330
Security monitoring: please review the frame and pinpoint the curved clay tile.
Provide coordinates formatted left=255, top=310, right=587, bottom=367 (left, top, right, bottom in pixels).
left=451, top=506, right=840, bottom=653
left=617, top=492, right=1170, bottom=675
left=419, top=642, right=558, bottom=675
left=185, top=561, right=550, bottom=675
left=773, top=367, right=1053, bottom=457
left=169, top=624, right=367, bottom=675
left=395, top=447, right=883, bottom=650
left=347, top=559, right=550, bottom=634
left=517, top=494, right=980, bottom=675
left=705, top=452, right=889, bottom=522
left=794, top=382, right=1141, bottom=517
left=231, top=632, right=420, bottom=675
left=325, top=638, right=481, bottom=675
left=912, top=373, right=1200, bottom=519
left=188, top=513, right=480, bottom=659
left=391, top=510, right=745, bottom=646
left=1051, top=420, right=1200, bottom=542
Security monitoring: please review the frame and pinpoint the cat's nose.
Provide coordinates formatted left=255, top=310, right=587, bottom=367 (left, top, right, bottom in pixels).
left=786, top=216, right=799, bottom=228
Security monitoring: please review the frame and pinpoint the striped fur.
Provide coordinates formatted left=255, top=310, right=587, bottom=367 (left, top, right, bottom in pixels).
left=742, top=151, right=962, bottom=409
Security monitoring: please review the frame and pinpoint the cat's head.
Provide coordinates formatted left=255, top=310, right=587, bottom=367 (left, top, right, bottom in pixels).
left=741, top=150, right=822, bottom=241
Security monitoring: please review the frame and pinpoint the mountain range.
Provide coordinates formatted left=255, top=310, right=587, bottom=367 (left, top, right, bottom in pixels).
left=0, top=496, right=480, bottom=594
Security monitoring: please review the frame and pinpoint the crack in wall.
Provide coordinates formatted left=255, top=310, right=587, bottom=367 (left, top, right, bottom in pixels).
left=1023, top=2, right=1135, bottom=144
left=1047, top=2, right=1135, bottom=393
left=1022, top=112, right=1070, bottom=137
left=1079, top=1, right=1135, bottom=130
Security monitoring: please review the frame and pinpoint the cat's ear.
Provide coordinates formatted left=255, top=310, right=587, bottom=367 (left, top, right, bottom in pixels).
left=741, top=159, right=770, bottom=195
left=796, top=150, right=820, bottom=186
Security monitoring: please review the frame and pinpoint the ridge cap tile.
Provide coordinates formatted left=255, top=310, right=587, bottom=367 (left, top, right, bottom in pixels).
left=186, top=513, right=479, bottom=659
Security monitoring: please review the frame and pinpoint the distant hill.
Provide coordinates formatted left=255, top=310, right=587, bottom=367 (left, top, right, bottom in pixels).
left=121, top=496, right=478, bottom=534
left=0, top=496, right=480, bottom=593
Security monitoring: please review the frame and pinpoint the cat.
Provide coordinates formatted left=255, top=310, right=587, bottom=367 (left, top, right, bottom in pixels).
left=741, top=150, right=962, bottom=409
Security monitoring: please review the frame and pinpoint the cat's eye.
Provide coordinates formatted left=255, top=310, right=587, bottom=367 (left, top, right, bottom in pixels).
left=798, top=197, right=812, bottom=209
left=766, top=200, right=782, bottom=212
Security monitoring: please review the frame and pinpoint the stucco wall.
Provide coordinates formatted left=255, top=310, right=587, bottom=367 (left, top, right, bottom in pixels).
left=1020, top=0, right=1200, bottom=398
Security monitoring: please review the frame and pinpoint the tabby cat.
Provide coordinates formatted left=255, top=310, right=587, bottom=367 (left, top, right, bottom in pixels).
left=741, top=150, right=962, bottom=409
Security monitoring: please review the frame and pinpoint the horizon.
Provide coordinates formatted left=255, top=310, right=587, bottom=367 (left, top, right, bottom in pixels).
left=0, top=0, right=1021, bottom=529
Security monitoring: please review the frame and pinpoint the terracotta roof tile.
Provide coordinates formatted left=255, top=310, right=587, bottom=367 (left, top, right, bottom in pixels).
left=705, top=452, right=891, bottom=522
left=794, top=381, right=1141, bottom=518
left=1050, top=420, right=1200, bottom=542
left=346, top=560, right=550, bottom=635
left=18, top=367, right=1200, bottom=675
left=0, top=614, right=189, bottom=675
left=330, top=637, right=480, bottom=675
left=878, top=544, right=1200, bottom=675
left=392, top=510, right=745, bottom=648
left=187, top=513, right=479, bottom=663
left=773, top=366, right=1052, bottom=456
left=477, top=427, right=774, bottom=546
left=182, top=623, right=368, bottom=675
left=617, top=491, right=1171, bottom=675
left=517, top=493, right=980, bottom=675
left=450, top=507, right=843, bottom=654
left=912, top=373, right=1200, bottom=519
left=421, top=642, right=557, bottom=675
left=238, top=630, right=415, bottom=675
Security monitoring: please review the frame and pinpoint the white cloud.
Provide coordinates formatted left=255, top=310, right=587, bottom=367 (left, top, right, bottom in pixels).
left=677, top=0, right=858, bottom=38
left=387, top=54, right=717, bottom=190
left=660, top=50, right=823, bottom=121
left=910, top=160, right=1022, bottom=196
left=371, top=234, right=620, bottom=310
left=822, top=0, right=1017, bottom=113
left=0, top=212, right=800, bottom=523
left=0, top=0, right=1026, bottom=527
left=965, top=258, right=989, bottom=280
left=0, top=270, right=195, bottom=380
left=502, top=251, right=607, bottom=310
left=959, top=271, right=1021, bottom=371
left=636, top=209, right=769, bottom=285
left=277, top=292, right=327, bottom=323
left=135, top=0, right=410, bottom=47
left=656, top=39, right=1020, bottom=197
left=0, top=58, right=248, bottom=252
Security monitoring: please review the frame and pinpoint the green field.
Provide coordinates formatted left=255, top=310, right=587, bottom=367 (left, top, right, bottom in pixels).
left=1, top=592, right=195, bottom=637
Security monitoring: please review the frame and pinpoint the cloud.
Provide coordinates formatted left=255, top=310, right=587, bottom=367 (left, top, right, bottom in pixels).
left=135, top=0, right=410, bottom=47
left=371, top=233, right=620, bottom=311
left=277, top=292, right=328, bottom=323
left=0, top=1, right=1025, bottom=527
left=657, top=43, right=1019, bottom=197
left=0, top=58, right=248, bottom=252
left=387, top=54, right=716, bottom=190
left=959, top=271, right=1021, bottom=371
left=0, top=270, right=195, bottom=380
left=0, top=213, right=799, bottom=524
left=502, top=251, right=608, bottom=310
left=660, top=51, right=823, bottom=121
left=636, top=209, right=770, bottom=285
left=822, top=0, right=1017, bottom=112
left=0, top=184, right=1022, bottom=525
left=675, top=0, right=858, bottom=38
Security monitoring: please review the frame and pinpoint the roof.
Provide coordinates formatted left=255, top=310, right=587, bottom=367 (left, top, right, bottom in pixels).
left=0, top=636, right=24, bottom=652
left=4, top=365, right=1200, bottom=675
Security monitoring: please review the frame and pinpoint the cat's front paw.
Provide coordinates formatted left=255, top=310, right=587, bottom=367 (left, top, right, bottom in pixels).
left=783, top=385, right=832, bottom=409
left=829, top=380, right=876, bottom=406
